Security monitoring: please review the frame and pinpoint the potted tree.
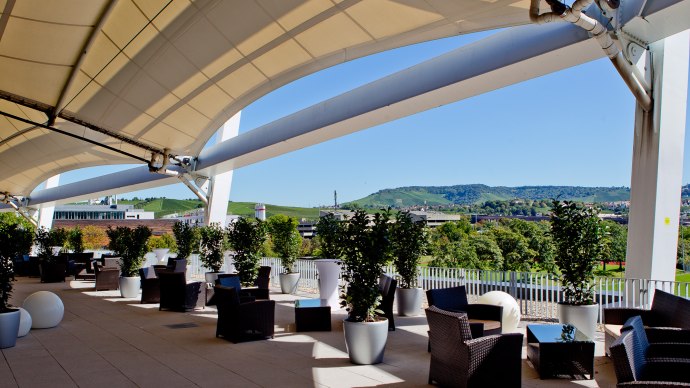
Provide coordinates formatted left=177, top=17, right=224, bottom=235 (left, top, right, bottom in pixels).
left=0, top=221, right=33, bottom=348
left=314, top=213, right=345, bottom=308
left=227, top=217, right=267, bottom=286
left=172, top=221, right=199, bottom=264
left=35, top=227, right=68, bottom=283
left=340, top=209, right=392, bottom=365
left=106, top=226, right=152, bottom=298
left=267, top=215, right=302, bottom=294
left=550, top=200, right=605, bottom=339
left=199, top=223, right=227, bottom=284
left=391, top=211, right=427, bottom=316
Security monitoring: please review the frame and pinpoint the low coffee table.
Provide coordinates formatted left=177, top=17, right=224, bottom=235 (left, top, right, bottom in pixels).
left=295, top=299, right=331, bottom=332
left=526, top=324, right=595, bottom=379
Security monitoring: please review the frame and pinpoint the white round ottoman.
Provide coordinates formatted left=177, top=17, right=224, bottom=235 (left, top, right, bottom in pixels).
left=22, top=291, right=64, bottom=329
left=477, top=291, right=521, bottom=333
left=17, top=307, right=32, bottom=337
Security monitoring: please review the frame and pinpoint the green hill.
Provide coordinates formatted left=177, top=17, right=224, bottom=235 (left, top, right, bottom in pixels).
left=119, top=198, right=319, bottom=219
left=347, top=184, right=634, bottom=208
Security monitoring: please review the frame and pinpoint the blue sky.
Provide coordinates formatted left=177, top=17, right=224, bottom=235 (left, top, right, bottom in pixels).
left=60, top=31, right=690, bottom=208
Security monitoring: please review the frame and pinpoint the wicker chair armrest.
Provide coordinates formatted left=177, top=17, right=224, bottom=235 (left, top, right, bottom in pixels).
left=617, top=382, right=690, bottom=387
left=465, top=304, right=503, bottom=322
left=604, top=308, right=654, bottom=325
left=239, top=299, right=275, bottom=314
left=465, top=333, right=523, bottom=366
left=643, top=359, right=690, bottom=383
left=239, top=295, right=257, bottom=304
left=646, top=328, right=690, bottom=344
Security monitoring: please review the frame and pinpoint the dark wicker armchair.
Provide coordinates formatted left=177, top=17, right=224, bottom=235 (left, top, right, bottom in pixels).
left=139, top=267, right=160, bottom=304
left=158, top=272, right=205, bottom=312
left=610, top=316, right=690, bottom=387
left=378, top=275, right=397, bottom=331
left=425, top=306, right=523, bottom=387
left=93, top=261, right=119, bottom=290
left=604, top=290, right=690, bottom=355
left=214, top=285, right=275, bottom=343
left=426, top=286, right=503, bottom=338
left=206, top=274, right=259, bottom=305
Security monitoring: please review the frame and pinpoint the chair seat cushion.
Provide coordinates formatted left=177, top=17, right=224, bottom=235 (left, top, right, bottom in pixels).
left=470, top=319, right=501, bottom=331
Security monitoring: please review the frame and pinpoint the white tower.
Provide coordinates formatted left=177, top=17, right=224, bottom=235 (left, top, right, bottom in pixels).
left=254, top=203, right=266, bottom=221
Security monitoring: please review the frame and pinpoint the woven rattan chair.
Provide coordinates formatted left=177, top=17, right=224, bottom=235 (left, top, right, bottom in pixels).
left=139, top=267, right=160, bottom=304
left=425, top=306, right=522, bottom=387
left=214, top=285, right=275, bottom=343
left=426, top=286, right=502, bottom=338
left=158, top=271, right=205, bottom=312
left=604, top=290, right=690, bottom=355
left=378, top=275, right=397, bottom=331
left=610, top=316, right=690, bottom=387
left=93, top=261, right=119, bottom=290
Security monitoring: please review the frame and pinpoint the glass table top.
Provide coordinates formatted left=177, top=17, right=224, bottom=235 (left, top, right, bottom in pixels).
left=295, top=299, right=330, bottom=308
left=528, top=324, right=592, bottom=343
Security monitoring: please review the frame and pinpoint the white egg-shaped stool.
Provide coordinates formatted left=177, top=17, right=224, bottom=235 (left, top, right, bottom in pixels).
left=477, top=291, right=521, bottom=333
left=17, top=307, right=32, bottom=337
left=23, top=291, right=64, bottom=329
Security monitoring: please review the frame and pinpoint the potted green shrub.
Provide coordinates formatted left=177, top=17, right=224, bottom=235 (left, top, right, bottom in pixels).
left=35, top=227, right=68, bottom=283
left=391, top=211, right=426, bottom=316
left=106, top=226, right=152, bottom=298
left=199, top=223, right=227, bottom=284
left=227, top=217, right=267, bottom=286
left=0, top=222, right=33, bottom=348
left=67, top=227, right=84, bottom=253
left=172, top=221, right=199, bottom=264
left=314, top=213, right=345, bottom=308
left=340, top=209, right=392, bottom=365
left=550, top=200, right=605, bottom=339
left=267, top=215, right=302, bottom=294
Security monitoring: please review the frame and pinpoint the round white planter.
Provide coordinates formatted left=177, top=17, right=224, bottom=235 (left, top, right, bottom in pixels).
left=23, top=291, right=64, bottom=329
left=343, top=319, right=389, bottom=365
left=205, top=271, right=224, bottom=285
left=152, top=248, right=170, bottom=264
left=314, top=259, right=341, bottom=309
left=396, top=288, right=423, bottom=316
left=119, top=277, right=141, bottom=298
left=279, top=272, right=300, bottom=294
left=0, top=309, right=20, bottom=349
left=557, top=303, right=599, bottom=339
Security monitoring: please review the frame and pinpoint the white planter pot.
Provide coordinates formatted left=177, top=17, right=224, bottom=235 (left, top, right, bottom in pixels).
left=0, top=309, right=20, bottom=349
left=343, top=319, right=389, bottom=365
left=315, top=259, right=341, bottom=309
left=152, top=248, right=170, bottom=264
left=557, top=303, right=599, bottom=340
left=279, top=272, right=300, bottom=294
left=205, top=271, right=224, bottom=285
left=119, top=277, right=141, bottom=298
left=396, top=288, right=423, bottom=316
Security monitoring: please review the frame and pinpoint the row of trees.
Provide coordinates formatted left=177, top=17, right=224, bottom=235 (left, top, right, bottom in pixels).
left=426, top=217, right=628, bottom=273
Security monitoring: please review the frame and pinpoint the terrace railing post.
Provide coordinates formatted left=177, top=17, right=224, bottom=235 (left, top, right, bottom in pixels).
left=509, top=271, right=517, bottom=298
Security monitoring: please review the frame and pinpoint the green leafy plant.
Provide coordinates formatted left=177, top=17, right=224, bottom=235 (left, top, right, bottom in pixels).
left=147, top=233, right=177, bottom=253
left=227, top=218, right=267, bottom=286
left=67, top=227, right=84, bottom=253
left=340, top=209, right=392, bottom=322
left=35, top=227, right=68, bottom=263
left=0, top=222, right=33, bottom=312
left=267, top=214, right=301, bottom=273
left=390, top=211, right=426, bottom=289
left=106, top=226, right=152, bottom=277
left=550, top=200, right=605, bottom=305
left=315, top=213, right=344, bottom=259
left=199, top=223, right=226, bottom=273
left=172, top=221, right=199, bottom=263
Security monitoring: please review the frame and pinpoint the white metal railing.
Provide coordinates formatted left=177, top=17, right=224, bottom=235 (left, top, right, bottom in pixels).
left=178, top=255, right=690, bottom=322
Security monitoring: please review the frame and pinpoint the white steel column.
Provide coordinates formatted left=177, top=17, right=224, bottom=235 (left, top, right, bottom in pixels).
left=205, top=112, right=241, bottom=226
left=626, top=30, right=690, bottom=283
left=37, top=174, right=60, bottom=229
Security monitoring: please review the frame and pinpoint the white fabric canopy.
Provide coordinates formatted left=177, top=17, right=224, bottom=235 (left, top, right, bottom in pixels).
left=0, top=0, right=533, bottom=196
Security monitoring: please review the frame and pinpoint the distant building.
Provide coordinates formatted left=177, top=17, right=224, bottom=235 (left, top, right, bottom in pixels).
left=53, top=204, right=154, bottom=220
left=298, top=219, right=317, bottom=238
left=175, top=208, right=239, bottom=227
left=409, top=211, right=463, bottom=228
